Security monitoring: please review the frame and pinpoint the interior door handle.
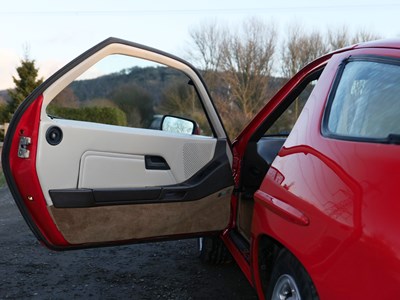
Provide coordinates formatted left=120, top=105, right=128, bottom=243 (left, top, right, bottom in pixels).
left=145, top=155, right=170, bottom=170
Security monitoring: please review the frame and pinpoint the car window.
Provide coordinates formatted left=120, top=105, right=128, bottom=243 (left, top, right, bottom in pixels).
left=326, top=59, right=400, bottom=141
left=47, top=54, right=212, bottom=136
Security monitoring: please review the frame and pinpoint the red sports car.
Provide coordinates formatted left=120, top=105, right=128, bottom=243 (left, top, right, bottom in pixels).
left=4, top=38, right=400, bottom=299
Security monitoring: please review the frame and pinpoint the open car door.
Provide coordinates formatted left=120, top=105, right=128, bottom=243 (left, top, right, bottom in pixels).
left=2, top=38, right=233, bottom=250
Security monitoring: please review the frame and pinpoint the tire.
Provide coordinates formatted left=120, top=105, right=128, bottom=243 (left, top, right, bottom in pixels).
left=198, top=236, right=232, bottom=265
left=266, top=249, right=318, bottom=300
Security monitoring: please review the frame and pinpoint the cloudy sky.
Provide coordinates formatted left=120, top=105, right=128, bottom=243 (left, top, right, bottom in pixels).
left=1, top=0, right=399, bottom=89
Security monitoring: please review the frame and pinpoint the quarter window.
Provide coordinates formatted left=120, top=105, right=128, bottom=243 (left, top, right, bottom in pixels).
left=326, top=59, right=400, bottom=141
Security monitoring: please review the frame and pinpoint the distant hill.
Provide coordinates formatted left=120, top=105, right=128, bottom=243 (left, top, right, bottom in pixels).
left=70, top=66, right=187, bottom=105
left=0, top=67, right=288, bottom=108
left=70, top=67, right=287, bottom=105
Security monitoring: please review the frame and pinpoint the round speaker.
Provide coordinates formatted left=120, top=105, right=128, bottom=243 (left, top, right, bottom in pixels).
left=46, top=126, right=63, bottom=146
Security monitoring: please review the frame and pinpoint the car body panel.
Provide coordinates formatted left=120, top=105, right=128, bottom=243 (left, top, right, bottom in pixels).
left=249, top=47, right=400, bottom=299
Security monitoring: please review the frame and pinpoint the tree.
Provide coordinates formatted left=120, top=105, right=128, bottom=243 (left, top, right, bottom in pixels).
left=110, top=84, right=154, bottom=127
left=351, top=28, right=381, bottom=44
left=220, top=19, right=276, bottom=121
left=189, top=18, right=277, bottom=139
left=327, top=26, right=381, bottom=51
left=0, top=96, right=8, bottom=125
left=50, top=87, right=79, bottom=108
left=282, top=24, right=381, bottom=77
left=281, top=24, right=328, bottom=78
left=158, top=82, right=198, bottom=116
left=188, top=20, right=224, bottom=74
left=280, top=24, right=327, bottom=120
left=327, top=25, right=350, bottom=51
left=190, top=21, right=383, bottom=139
left=48, top=106, right=127, bottom=126
left=157, top=81, right=212, bottom=135
left=188, top=20, right=227, bottom=111
left=7, top=55, right=43, bottom=119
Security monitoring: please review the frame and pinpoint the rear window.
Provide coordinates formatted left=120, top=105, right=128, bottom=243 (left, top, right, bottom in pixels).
left=325, top=58, right=400, bottom=143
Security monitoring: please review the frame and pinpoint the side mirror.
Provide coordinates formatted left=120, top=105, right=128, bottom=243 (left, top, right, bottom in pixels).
left=161, top=115, right=196, bottom=135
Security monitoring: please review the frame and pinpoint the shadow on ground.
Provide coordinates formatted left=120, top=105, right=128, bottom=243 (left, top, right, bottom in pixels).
left=0, top=188, right=258, bottom=299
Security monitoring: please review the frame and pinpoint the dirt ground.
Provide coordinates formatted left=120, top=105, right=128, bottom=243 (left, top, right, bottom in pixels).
left=0, top=187, right=258, bottom=299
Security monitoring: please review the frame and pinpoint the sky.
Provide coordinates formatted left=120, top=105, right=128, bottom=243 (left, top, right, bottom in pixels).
left=1, top=0, right=399, bottom=90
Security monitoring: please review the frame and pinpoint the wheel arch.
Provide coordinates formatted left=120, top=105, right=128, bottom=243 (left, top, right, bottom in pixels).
left=253, top=234, right=283, bottom=298
left=253, top=234, right=319, bottom=299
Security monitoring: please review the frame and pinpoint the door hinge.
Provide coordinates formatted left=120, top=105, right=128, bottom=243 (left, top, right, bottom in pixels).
left=18, top=136, right=31, bottom=158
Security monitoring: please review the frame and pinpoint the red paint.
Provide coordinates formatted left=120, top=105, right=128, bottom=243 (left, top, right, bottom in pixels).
left=221, top=230, right=253, bottom=285
left=8, top=95, right=69, bottom=247
left=254, top=190, right=309, bottom=226
left=245, top=46, right=400, bottom=299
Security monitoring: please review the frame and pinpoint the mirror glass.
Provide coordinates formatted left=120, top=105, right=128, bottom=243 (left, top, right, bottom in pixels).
left=161, top=116, right=194, bottom=135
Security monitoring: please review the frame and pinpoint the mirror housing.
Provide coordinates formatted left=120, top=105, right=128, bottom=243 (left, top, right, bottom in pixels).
left=161, top=115, right=196, bottom=135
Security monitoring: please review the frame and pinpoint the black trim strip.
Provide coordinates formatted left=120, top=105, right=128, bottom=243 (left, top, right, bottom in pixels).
left=228, top=230, right=250, bottom=262
left=49, top=189, right=96, bottom=208
left=345, top=54, right=400, bottom=66
left=49, top=187, right=163, bottom=208
left=320, top=56, right=349, bottom=138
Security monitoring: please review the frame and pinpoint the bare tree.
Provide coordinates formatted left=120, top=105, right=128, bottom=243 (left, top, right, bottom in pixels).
left=188, top=18, right=277, bottom=138
left=187, top=20, right=226, bottom=112
left=219, top=18, right=277, bottom=129
left=188, top=19, right=381, bottom=139
left=280, top=24, right=327, bottom=119
left=282, top=24, right=381, bottom=76
left=327, top=26, right=381, bottom=50
left=188, top=20, right=225, bottom=74
left=327, top=25, right=350, bottom=50
left=351, top=28, right=381, bottom=44
left=281, top=24, right=328, bottom=78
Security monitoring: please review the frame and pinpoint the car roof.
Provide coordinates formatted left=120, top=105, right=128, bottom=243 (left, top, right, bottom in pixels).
left=324, top=39, right=400, bottom=58
left=354, top=39, right=400, bottom=50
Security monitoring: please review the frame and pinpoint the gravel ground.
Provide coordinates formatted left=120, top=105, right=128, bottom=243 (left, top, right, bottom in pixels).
left=0, top=187, right=258, bottom=299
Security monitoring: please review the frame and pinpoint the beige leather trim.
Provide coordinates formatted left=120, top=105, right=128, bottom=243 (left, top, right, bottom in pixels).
left=48, top=187, right=232, bottom=244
